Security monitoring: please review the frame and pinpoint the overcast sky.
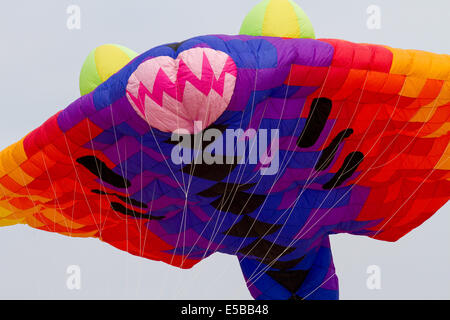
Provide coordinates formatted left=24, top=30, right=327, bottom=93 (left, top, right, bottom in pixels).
left=0, top=0, right=448, bottom=299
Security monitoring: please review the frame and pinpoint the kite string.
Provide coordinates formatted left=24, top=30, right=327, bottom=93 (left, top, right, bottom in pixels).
left=188, top=60, right=333, bottom=295
left=172, top=62, right=264, bottom=298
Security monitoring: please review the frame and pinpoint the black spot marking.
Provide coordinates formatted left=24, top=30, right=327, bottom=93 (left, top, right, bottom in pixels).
left=266, top=269, right=310, bottom=294
left=92, top=189, right=148, bottom=209
left=224, top=215, right=282, bottom=238
left=77, top=156, right=131, bottom=189
left=238, top=239, right=295, bottom=261
left=110, top=202, right=164, bottom=220
left=256, top=256, right=305, bottom=271
left=323, top=151, right=364, bottom=190
left=315, top=129, right=354, bottom=171
left=297, top=98, right=332, bottom=148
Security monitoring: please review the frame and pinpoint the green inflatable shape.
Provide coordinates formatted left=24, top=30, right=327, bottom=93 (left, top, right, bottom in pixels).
left=240, top=0, right=315, bottom=39
left=79, top=44, right=138, bottom=96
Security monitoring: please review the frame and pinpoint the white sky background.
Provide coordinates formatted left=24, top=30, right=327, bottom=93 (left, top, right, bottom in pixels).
left=0, top=0, right=448, bottom=299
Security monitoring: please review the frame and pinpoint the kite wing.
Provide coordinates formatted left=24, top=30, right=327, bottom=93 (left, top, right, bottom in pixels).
left=297, top=39, right=450, bottom=242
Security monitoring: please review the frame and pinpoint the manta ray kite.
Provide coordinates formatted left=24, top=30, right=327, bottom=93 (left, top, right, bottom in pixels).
left=0, top=0, right=449, bottom=300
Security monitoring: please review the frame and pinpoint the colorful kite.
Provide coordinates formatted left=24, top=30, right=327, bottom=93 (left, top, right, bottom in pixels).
left=0, top=0, right=449, bottom=300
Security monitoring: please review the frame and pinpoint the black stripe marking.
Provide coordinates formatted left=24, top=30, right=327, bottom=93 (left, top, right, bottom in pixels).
left=92, top=189, right=148, bottom=209
left=166, top=41, right=187, bottom=52
left=256, top=256, right=305, bottom=271
left=197, top=183, right=255, bottom=198
left=315, top=129, right=354, bottom=171
left=165, top=124, right=227, bottom=150
left=182, top=160, right=239, bottom=182
left=238, top=239, right=295, bottom=261
left=266, top=269, right=310, bottom=294
left=110, top=202, right=164, bottom=220
left=77, top=156, right=131, bottom=189
left=210, top=192, right=266, bottom=215
left=175, top=124, right=238, bottom=181
left=323, top=151, right=364, bottom=190
left=297, top=98, right=332, bottom=148
left=224, top=216, right=282, bottom=238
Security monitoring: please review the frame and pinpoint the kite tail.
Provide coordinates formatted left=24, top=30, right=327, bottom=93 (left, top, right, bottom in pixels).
left=238, top=236, right=339, bottom=300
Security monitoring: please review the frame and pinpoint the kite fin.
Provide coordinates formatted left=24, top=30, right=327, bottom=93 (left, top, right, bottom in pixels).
left=79, top=44, right=138, bottom=96
left=238, top=236, right=339, bottom=300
